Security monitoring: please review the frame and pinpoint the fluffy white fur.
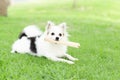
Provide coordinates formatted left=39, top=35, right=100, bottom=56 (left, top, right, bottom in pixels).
left=23, top=25, right=42, bottom=37
left=11, top=21, right=78, bottom=64
left=11, top=25, right=42, bottom=54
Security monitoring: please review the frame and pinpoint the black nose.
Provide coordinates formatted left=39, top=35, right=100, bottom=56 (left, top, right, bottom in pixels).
left=55, top=37, right=59, bottom=41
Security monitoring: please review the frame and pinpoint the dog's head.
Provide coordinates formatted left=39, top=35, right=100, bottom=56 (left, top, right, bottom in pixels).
left=45, top=21, right=68, bottom=41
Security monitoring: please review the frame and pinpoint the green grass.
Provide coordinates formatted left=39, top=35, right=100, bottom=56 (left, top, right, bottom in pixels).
left=0, top=0, right=120, bottom=80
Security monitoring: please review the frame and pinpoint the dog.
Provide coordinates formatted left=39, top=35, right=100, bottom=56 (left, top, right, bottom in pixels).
left=11, top=21, right=78, bottom=64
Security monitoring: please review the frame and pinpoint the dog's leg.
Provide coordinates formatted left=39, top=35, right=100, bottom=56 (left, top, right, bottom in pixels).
left=11, top=50, right=17, bottom=53
left=11, top=50, right=15, bottom=53
left=64, top=54, right=78, bottom=61
left=44, top=55, right=74, bottom=64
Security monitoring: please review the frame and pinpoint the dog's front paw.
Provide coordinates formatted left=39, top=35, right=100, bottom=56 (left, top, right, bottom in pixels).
left=73, top=58, right=79, bottom=61
left=69, top=57, right=78, bottom=61
left=67, top=61, right=74, bottom=64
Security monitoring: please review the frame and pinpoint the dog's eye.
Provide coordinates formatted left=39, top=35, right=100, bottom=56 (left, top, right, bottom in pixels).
left=59, top=33, right=62, bottom=37
left=51, top=32, right=55, bottom=35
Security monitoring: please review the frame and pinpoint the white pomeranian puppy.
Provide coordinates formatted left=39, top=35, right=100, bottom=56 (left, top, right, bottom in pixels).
left=11, top=21, right=78, bottom=64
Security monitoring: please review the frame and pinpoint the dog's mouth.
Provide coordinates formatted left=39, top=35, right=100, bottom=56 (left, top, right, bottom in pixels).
left=44, top=37, right=60, bottom=44
left=54, top=40, right=59, bottom=44
left=55, top=39, right=59, bottom=41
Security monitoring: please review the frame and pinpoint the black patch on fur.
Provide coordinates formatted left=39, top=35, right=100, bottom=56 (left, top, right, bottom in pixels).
left=19, top=32, right=27, bottom=39
left=15, top=51, right=18, bottom=53
left=28, top=37, right=37, bottom=53
left=38, top=35, right=40, bottom=38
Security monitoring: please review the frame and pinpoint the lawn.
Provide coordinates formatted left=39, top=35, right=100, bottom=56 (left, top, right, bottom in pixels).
left=0, top=0, right=120, bottom=80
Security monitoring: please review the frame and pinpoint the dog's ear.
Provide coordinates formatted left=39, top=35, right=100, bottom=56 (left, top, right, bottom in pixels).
left=46, top=21, right=54, bottom=30
left=59, top=23, right=67, bottom=31
left=46, top=21, right=54, bottom=35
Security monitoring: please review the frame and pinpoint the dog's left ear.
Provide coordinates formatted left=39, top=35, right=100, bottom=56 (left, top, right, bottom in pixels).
left=46, top=21, right=54, bottom=30
left=46, top=21, right=55, bottom=35
left=59, top=23, right=67, bottom=31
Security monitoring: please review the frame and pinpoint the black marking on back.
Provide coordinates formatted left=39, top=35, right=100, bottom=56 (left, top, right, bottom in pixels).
left=19, top=32, right=27, bottom=39
left=15, top=51, right=18, bottom=53
left=28, top=37, right=37, bottom=53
